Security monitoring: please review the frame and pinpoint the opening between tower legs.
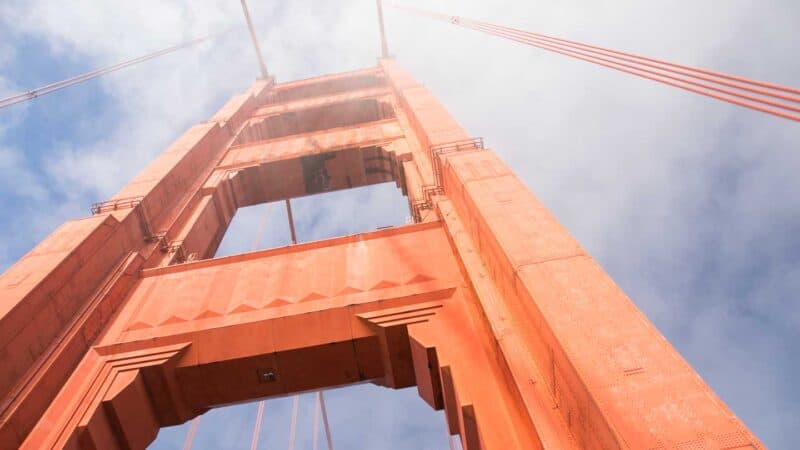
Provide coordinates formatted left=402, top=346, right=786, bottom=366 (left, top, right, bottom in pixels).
left=215, top=184, right=411, bottom=268
left=233, top=98, right=395, bottom=146
left=211, top=143, right=410, bottom=250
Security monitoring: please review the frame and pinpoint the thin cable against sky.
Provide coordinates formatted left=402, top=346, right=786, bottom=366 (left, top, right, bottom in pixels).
left=0, top=28, right=238, bottom=110
left=390, top=4, right=800, bottom=122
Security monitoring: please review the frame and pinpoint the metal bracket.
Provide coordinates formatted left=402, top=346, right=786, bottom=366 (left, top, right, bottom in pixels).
left=412, top=137, right=484, bottom=222
left=149, top=233, right=188, bottom=263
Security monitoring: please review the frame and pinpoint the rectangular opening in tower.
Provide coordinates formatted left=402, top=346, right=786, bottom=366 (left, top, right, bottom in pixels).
left=234, top=98, right=395, bottom=146
left=216, top=181, right=410, bottom=255
left=148, top=383, right=457, bottom=450
left=270, top=72, right=385, bottom=103
left=227, top=144, right=404, bottom=208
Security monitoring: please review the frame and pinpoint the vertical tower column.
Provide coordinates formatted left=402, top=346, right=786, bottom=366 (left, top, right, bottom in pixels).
left=0, top=78, right=274, bottom=448
left=381, top=59, right=763, bottom=449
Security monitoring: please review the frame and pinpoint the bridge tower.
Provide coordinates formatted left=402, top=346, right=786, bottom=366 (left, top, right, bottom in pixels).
left=0, top=59, right=763, bottom=449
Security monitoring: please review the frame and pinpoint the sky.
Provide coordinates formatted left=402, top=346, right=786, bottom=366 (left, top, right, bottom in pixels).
left=0, top=0, right=798, bottom=448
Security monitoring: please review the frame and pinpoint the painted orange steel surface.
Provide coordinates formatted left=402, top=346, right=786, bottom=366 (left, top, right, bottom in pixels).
left=0, top=60, right=763, bottom=450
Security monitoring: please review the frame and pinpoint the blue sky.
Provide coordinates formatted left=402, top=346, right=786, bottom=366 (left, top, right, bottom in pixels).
left=1, top=0, right=799, bottom=448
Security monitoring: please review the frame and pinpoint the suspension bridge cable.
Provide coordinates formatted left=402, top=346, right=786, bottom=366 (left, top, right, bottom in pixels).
left=288, top=395, right=300, bottom=450
left=0, top=28, right=237, bottom=110
left=462, top=22, right=800, bottom=120
left=182, top=416, right=201, bottom=450
left=389, top=4, right=800, bottom=122
left=319, top=391, right=334, bottom=450
left=393, top=5, right=800, bottom=97
left=469, top=21, right=800, bottom=104
left=248, top=203, right=272, bottom=450
left=250, top=400, right=266, bottom=450
left=312, top=392, right=321, bottom=450
left=190, top=205, right=272, bottom=450
left=462, top=21, right=800, bottom=114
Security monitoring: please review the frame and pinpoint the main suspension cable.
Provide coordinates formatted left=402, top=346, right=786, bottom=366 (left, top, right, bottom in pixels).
left=390, top=4, right=800, bottom=122
left=466, top=21, right=800, bottom=108
left=0, top=28, right=237, bottom=110
left=463, top=22, right=800, bottom=120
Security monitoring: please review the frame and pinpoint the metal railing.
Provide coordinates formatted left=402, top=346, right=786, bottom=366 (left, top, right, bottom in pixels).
left=91, top=196, right=155, bottom=242
left=412, top=137, right=484, bottom=222
left=91, top=196, right=143, bottom=215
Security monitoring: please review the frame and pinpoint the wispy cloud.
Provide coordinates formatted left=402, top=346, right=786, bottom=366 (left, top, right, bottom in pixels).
left=0, top=0, right=797, bottom=448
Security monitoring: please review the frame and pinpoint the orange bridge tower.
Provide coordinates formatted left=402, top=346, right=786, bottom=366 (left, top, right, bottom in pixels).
left=0, top=60, right=763, bottom=449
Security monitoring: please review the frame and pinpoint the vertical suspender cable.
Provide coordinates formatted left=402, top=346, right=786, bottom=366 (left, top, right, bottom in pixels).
left=249, top=204, right=271, bottom=449
left=312, top=392, right=321, bottom=450
left=250, top=399, right=267, bottom=450
left=319, top=392, right=334, bottom=450
left=238, top=0, right=272, bottom=443
left=182, top=417, right=201, bottom=450
left=288, top=395, right=300, bottom=450
left=285, top=199, right=298, bottom=244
